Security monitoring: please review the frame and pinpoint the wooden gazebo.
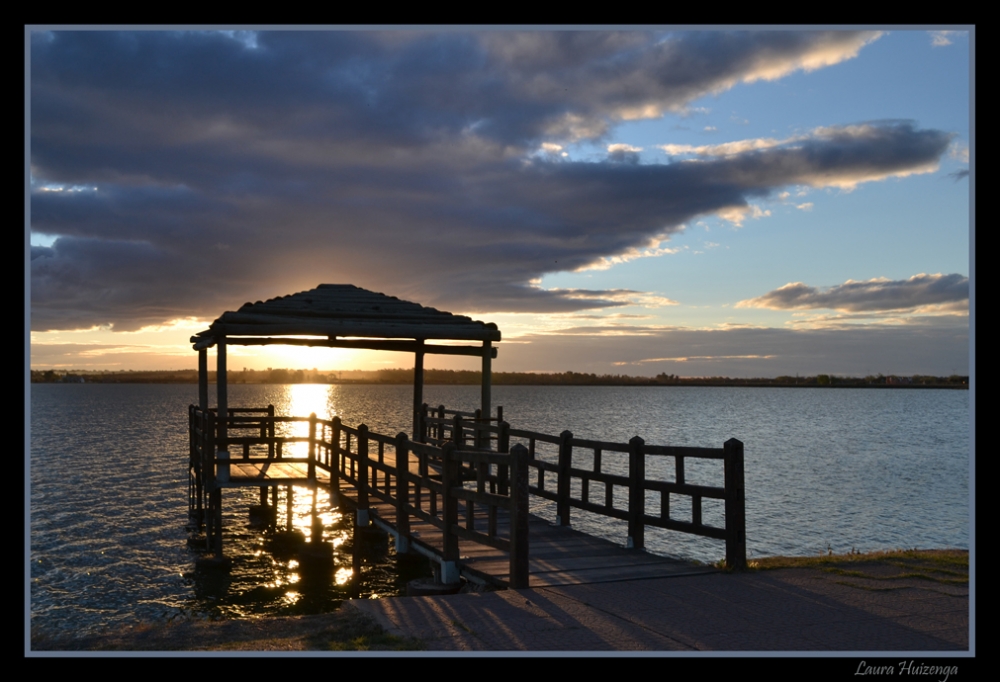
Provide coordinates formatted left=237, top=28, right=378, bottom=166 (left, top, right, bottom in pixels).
left=188, top=283, right=502, bottom=562
left=190, top=283, right=502, bottom=441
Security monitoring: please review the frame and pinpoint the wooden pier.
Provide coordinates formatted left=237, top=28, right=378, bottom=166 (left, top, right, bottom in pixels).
left=186, top=284, right=745, bottom=587
left=189, top=403, right=745, bottom=587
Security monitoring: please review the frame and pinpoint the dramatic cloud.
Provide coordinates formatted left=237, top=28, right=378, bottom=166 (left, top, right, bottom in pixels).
left=32, top=29, right=953, bottom=332
left=659, top=123, right=951, bottom=188
left=736, top=273, right=969, bottom=313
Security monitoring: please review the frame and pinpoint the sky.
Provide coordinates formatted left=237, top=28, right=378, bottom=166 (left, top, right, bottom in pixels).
left=27, top=28, right=972, bottom=377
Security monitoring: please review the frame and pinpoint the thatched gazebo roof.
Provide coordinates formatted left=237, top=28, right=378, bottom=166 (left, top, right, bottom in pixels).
left=192, top=283, right=500, bottom=345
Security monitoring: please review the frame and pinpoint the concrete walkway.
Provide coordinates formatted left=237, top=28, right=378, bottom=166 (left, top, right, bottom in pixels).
left=348, top=565, right=969, bottom=652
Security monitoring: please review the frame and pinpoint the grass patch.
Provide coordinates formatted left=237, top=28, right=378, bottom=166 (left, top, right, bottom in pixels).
left=712, top=548, right=969, bottom=583
left=749, top=548, right=967, bottom=572
left=710, top=548, right=970, bottom=591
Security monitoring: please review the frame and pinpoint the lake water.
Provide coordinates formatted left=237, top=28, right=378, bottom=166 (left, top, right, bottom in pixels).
left=29, top=383, right=970, bottom=638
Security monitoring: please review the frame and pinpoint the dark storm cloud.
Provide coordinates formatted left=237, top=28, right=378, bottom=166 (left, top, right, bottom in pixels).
left=31, top=245, right=54, bottom=261
left=30, top=29, right=951, bottom=331
left=737, top=273, right=969, bottom=313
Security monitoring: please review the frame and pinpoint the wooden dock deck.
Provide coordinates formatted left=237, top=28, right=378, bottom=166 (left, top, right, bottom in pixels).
left=189, top=404, right=743, bottom=587
left=337, top=479, right=714, bottom=588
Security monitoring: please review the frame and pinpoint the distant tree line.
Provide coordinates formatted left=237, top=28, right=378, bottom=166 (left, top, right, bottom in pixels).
left=30, top=368, right=968, bottom=388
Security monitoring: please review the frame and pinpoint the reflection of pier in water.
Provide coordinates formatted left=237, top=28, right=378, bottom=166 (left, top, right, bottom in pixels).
left=187, top=284, right=745, bottom=588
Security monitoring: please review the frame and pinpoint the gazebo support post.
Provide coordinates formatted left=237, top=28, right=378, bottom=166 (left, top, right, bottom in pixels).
left=481, top=340, right=492, bottom=423
left=214, top=338, right=228, bottom=559
left=217, top=337, right=228, bottom=446
left=412, top=339, right=424, bottom=441
left=198, top=348, right=208, bottom=410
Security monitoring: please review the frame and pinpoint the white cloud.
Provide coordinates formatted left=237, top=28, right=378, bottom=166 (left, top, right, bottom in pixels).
left=659, top=136, right=784, bottom=157
left=607, top=143, right=643, bottom=153
left=736, top=273, right=969, bottom=314
left=930, top=30, right=964, bottom=47
left=739, top=32, right=883, bottom=82
left=718, top=204, right=771, bottom=226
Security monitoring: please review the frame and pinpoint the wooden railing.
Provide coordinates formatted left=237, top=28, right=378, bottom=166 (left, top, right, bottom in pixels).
left=419, top=403, right=504, bottom=449
left=188, top=402, right=746, bottom=578
left=421, top=407, right=746, bottom=570
left=330, top=419, right=531, bottom=587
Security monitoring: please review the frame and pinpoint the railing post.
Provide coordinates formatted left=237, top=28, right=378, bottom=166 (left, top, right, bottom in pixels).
left=188, top=404, right=196, bottom=472
left=497, top=421, right=510, bottom=496
left=357, top=424, right=370, bottom=527
left=267, top=404, right=275, bottom=459
left=724, top=438, right=747, bottom=570
left=308, top=413, right=317, bottom=481
left=473, top=409, right=483, bottom=449
left=437, top=405, right=445, bottom=441
left=440, top=441, right=460, bottom=584
left=419, top=403, right=429, bottom=444
left=628, top=436, right=645, bottom=550
left=205, top=410, right=217, bottom=492
left=556, top=430, right=573, bottom=526
left=509, top=443, right=530, bottom=589
left=330, top=416, right=341, bottom=504
left=452, top=413, right=464, bottom=449
left=395, top=432, right=411, bottom=553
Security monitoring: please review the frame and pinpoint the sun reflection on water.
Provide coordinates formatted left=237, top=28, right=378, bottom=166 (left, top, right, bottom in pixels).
left=334, top=567, right=353, bottom=586
left=176, top=384, right=435, bottom=622
left=278, top=383, right=335, bottom=459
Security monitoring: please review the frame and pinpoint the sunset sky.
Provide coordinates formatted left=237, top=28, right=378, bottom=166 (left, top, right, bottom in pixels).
left=28, top=28, right=972, bottom=377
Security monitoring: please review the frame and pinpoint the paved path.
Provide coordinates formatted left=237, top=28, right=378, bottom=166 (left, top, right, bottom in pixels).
left=348, top=565, right=969, bottom=652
